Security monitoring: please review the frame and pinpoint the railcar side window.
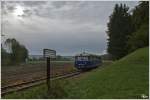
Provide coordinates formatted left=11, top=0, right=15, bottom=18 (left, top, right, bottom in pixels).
left=77, top=56, right=88, bottom=61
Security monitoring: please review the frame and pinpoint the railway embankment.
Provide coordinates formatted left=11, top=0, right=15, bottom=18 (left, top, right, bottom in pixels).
left=64, top=47, right=149, bottom=99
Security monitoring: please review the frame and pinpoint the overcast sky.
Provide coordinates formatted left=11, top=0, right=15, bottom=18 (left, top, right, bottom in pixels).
left=1, top=1, right=138, bottom=56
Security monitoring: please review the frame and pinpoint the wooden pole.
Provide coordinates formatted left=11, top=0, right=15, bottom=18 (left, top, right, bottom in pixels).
left=47, top=57, right=50, bottom=91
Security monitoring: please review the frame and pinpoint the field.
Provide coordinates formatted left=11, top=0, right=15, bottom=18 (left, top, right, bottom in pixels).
left=2, top=47, right=149, bottom=99
left=1, top=61, right=76, bottom=87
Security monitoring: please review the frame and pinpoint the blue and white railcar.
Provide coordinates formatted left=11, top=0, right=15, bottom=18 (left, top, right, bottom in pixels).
left=75, top=52, right=102, bottom=70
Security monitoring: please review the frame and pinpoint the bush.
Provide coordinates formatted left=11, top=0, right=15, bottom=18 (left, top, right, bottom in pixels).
left=127, top=23, right=149, bottom=52
left=46, top=81, right=68, bottom=98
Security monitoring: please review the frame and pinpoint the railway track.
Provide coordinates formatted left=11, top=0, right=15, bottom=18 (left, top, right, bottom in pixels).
left=1, top=71, right=81, bottom=96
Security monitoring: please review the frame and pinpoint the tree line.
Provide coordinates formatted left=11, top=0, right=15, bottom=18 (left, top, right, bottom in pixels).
left=1, top=38, right=28, bottom=65
left=107, top=1, right=149, bottom=59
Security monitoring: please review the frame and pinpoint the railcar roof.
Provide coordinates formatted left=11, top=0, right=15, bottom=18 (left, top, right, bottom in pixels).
left=75, top=52, right=100, bottom=57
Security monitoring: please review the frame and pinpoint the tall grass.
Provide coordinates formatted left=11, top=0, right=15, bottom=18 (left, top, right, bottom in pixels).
left=3, top=80, right=68, bottom=99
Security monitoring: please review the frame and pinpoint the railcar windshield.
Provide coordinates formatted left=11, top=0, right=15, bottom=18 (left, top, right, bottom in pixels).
left=76, top=56, right=88, bottom=61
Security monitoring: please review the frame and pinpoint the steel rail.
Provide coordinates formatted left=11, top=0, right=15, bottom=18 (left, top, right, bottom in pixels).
left=1, top=71, right=81, bottom=96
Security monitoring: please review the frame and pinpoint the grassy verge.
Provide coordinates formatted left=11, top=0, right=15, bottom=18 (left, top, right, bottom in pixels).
left=64, top=47, right=149, bottom=99
left=2, top=80, right=68, bottom=99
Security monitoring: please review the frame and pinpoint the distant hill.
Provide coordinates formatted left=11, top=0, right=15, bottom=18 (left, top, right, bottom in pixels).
left=29, top=55, right=43, bottom=59
left=29, top=55, right=74, bottom=61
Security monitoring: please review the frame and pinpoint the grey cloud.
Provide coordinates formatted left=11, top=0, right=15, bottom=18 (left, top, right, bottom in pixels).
left=20, top=9, right=33, bottom=17
left=2, top=1, right=138, bottom=55
left=2, top=1, right=15, bottom=15
left=22, top=1, right=47, bottom=7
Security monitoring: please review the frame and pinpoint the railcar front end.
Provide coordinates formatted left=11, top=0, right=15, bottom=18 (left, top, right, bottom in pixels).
left=75, top=53, right=102, bottom=70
